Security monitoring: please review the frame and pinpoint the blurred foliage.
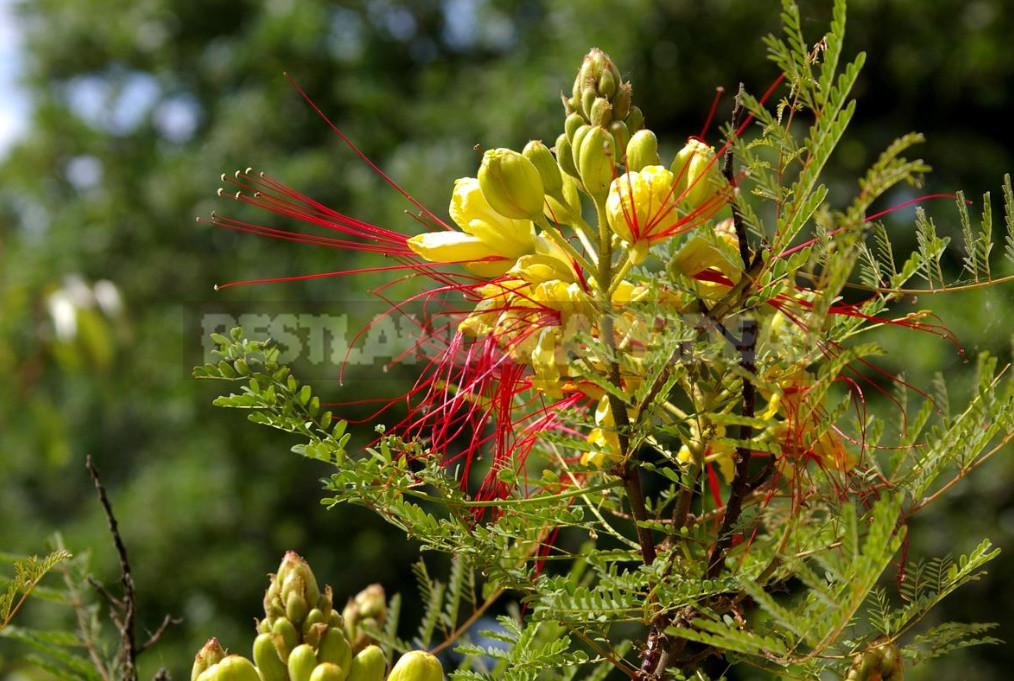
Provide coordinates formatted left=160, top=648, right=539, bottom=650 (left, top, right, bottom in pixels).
left=0, top=1, right=1011, bottom=680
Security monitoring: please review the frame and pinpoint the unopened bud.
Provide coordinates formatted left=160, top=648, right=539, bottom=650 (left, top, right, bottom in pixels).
left=286, top=590, right=309, bottom=625
left=580, top=88, right=597, bottom=119
left=570, top=124, right=592, bottom=173
left=253, top=633, right=288, bottom=681
left=317, top=627, right=352, bottom=671
left=523, top=140, right=563, bottom=199
left=554, top=133, right=578, bottom=178
left=347, top=645, right=386, bottom=681
left=192, top=638, right=227, bottom=681
left=565, top=113, right=584, bottom=140
left=273, top=552, right=322, bottom=621
left=672, top=138, right=723, bottom=213
left=589, top=97, right=612, bottom=127
left=195, top=664, right=219, bottom=681
left=309, top=663, right=346, bottom=681
left=272, top=617, right=300, bottom=661
left=612, top=83, right=632, bottom=121
left=578, top=126, right=617, bottom=200
left=302, top=608, right=326, bottom=636
left=215, top=656, right=260, bottom=681
left=478, top=148, right=545, bottom=220
left=625, top=106, right=644, bottom=133
left=625, top=130, right=660, bottom=172
left=609, top=120, right=629, bottom=157
left=344, top=584, right=387, bottom=653
left=387, top=651, right=444, bottom=681
left=597, top=67, right=617, bottom=98
left=288, top=644, right=318, bottom=681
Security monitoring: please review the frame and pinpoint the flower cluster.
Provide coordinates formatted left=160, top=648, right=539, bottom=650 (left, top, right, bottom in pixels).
left=207, top=48, right=866, bottom=507
left=191, top=553, right=440, bottom=681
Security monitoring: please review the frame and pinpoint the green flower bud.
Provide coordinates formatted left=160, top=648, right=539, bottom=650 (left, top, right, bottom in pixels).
left=570, top=124, right=592, bottom=172
left=564, top=113, right=584, bottom=141
left=303, top=608, right=326, bottom=636
left=266, top=552, right=323, bottom=634
left=263, top=582, right=281, bottom=616
left=672, top=138, right=723, bottom=213
left=309, top=663, right=346, bottom=681
left=192, top=638, right=227, bottom=681
left=272, top=617, right=300, bottom=661
left=353, top=584, right=387, bottom=621
left=317, top=627, right=353, bottom=671
left=880, top=643, right=903, bottom=680
left=216, top=656, right=260, bottom=681
left=286, top=589, right=310, bottom=626
left=253, top=633, right=288, bottom=681
left=523, top=140, right=563, bottom=199
left=343, top=584, right=387, bottom=653
left=386, top=651, right=443, bottom=681
left=589, top=97, right=612, bottom=127
left=288, top=644, right=318, bottom=681
left=347, top=646, right=386, bottom=681
left=597, top=67, right=617, bottom=98
left=625, top=106, right=644, bottom=133
left=478, top=148, right=545, bottom=220
left=846, top=640, right=904, bottom=681
left=625, top=129, right=660, bottom=172
left=578, top=126, right=617, bottom=200
left=554, top=133, right=578, bottom=179
left=580, top=88, right=597, bottom=120
left=328, top=609, right=343, bottom=629
left=612, top=83, right=632, bottom=122
left=609, top=120, right=629, bottom=158
left=195, top=664, right=220, bottom=681
left=569, top=48, right=631, bottom=126
left=277, top=553, right=321, bottom=605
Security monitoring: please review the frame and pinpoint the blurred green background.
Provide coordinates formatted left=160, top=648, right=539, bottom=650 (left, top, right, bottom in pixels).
left=1, top=1, right=1012, bottom=679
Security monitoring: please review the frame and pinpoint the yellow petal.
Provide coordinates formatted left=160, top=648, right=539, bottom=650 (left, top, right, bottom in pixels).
left=407, top=231, right=511, bottom=276
left=449, top=177, right=535, bottom=256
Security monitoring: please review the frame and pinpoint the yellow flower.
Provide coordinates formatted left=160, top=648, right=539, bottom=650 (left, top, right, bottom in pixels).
left=408, top=178, right=536, bottom=276
left=582, top=396, right=623, bottom=468
left=672, top=138, right=723, bottom=213
left=670, top=221, right=743, bottom=298
left=478, top=148, right=545, bottom=220
left=677, top=443, right=735, bottom=484
left=407, top=231, right=510, bottom=277
left=605, top=165, right=681, bottom=263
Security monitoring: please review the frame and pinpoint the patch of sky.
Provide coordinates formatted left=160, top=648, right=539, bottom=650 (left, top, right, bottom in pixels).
left=64, top=70, right=162, bottom=135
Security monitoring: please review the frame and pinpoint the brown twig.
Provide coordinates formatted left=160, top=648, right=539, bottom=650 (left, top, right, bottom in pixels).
left=722, top=83, right=751, bottom=269
left=86, top=456, right=178, bottom=681
left=706, top=320, right=758, bottom=579
left=140, top=615, right=182, bottom=654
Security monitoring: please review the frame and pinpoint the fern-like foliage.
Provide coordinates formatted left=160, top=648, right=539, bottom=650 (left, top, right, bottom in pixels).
left=1, top=548, right=72, bottom=633
left=193, top=2, right=1014, bottom=679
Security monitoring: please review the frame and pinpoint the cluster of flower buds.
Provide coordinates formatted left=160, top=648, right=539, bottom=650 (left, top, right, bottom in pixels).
left=401, top=48, right=749, bottom=468
left=341, top=583, right=387, bottom=654
left=563, top=48, right=639, bottom=133
left=554, top=49, right=649, bottom=200
left=191, top=553, right=442, bottom=681
left=845, top=639, right=904, bottom=681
